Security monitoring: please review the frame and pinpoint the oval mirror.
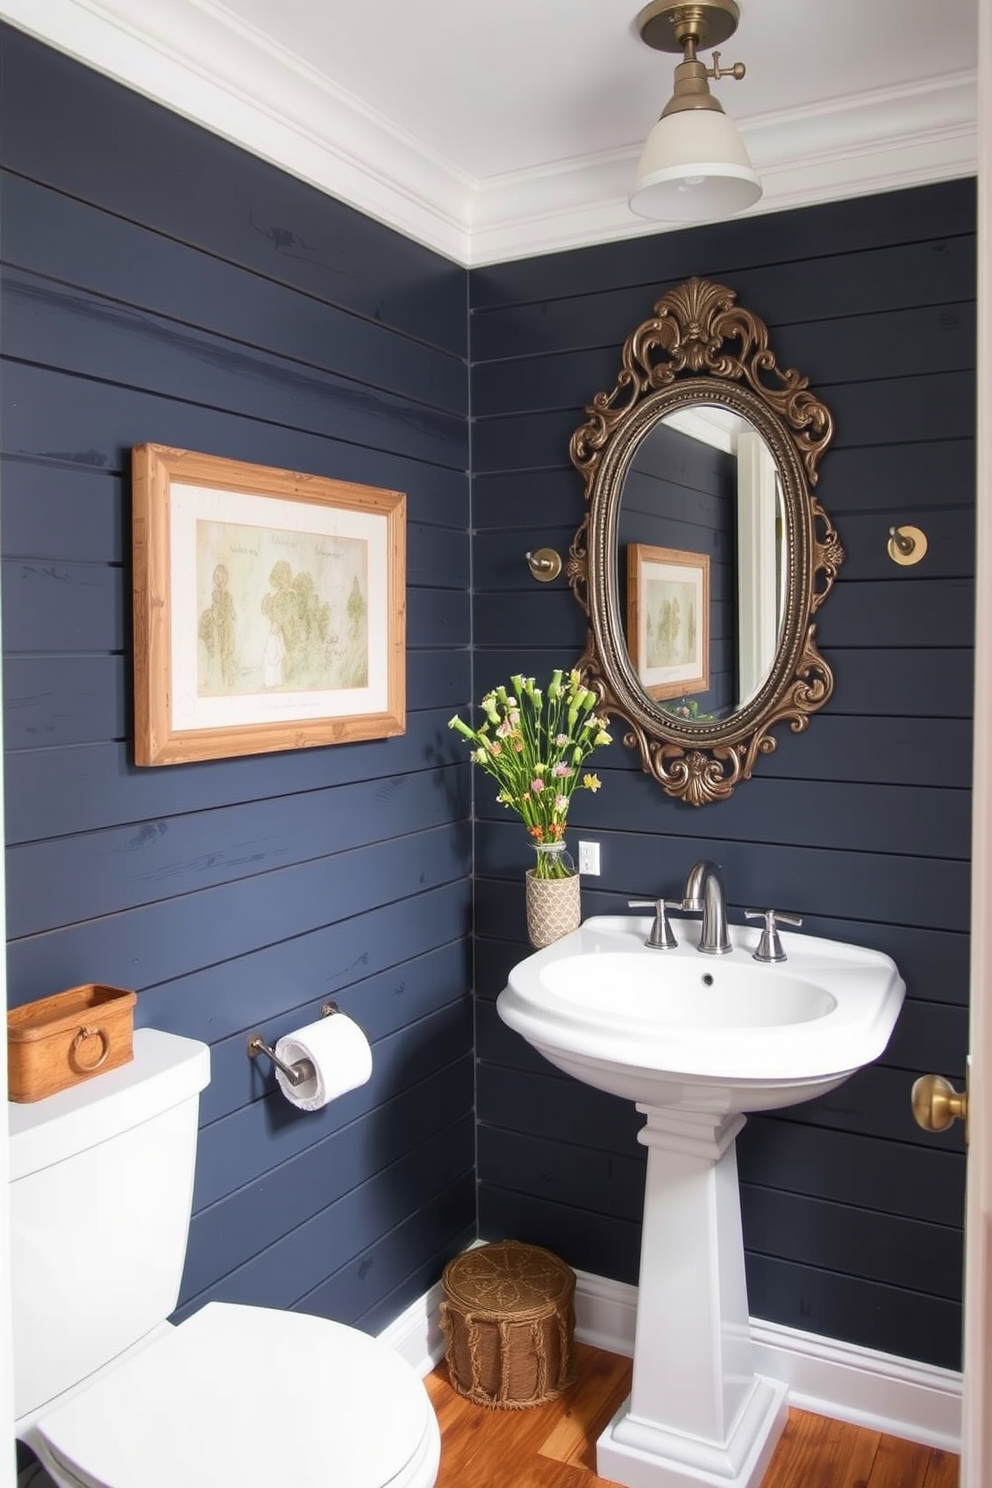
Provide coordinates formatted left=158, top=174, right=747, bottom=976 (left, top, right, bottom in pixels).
left=567, top=277, right=844, bottom=806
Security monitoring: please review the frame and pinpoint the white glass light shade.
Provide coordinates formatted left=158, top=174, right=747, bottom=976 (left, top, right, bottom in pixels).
left=630, top=106, right=762, bottom=222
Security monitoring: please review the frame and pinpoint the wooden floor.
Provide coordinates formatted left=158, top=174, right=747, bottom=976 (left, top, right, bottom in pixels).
left=425, top=1342, right=960, bottom=1488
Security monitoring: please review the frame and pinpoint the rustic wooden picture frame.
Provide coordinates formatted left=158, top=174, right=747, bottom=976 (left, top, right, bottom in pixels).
left=626, top=543, right=710, bottom=702
left=132, top=444, right=406, bottom=765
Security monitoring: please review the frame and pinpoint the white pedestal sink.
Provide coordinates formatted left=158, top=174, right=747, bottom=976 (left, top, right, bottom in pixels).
left=497, top=914, right=905, bottom=1488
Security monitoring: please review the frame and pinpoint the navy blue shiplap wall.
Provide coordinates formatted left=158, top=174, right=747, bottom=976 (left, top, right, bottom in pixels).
left=0, top=25, right=475, bottom=1333
left=470, top=179, right=975, bottom=1370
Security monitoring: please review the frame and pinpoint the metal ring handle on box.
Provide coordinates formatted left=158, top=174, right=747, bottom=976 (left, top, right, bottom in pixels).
left=70, top=1025, right=110, bottom=1071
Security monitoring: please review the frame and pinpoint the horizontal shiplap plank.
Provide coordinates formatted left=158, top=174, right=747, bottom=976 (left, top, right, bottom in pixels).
left=6, top=763, right=469, bottom=936
left=2, top=272, right=467, bottom=470
left=0, top=363, right=469, bottom=524
left=473, top=469, right=584, bottom=532
left=0, top=30, right=468, bottom=356
left=2, top=654, right=126, bottom=748
left=0, top=457, right=122, bottom=562
left=3, top=708, right=464, bottom=844
left=818, top=440, right=975, bottom=517
left=0, top=173, right=468, bottom=413
left=473, top=587, right=596, bottom=651
left=828, top=646, right=973, bottom=717
left=752, top=714, right=973, bottom=787
left=737, top=1116, right=965, bottom=1221
left=818, top=577, right=974, bottom=649
left=1, top=559, right=121, bottom=653
left=470, top=232, right=975, bottom=358
left=745, top=1252, right=961, bottom=1371
left=6, top=823, right=470, bottom=1003
left=740, top=1185, right=961, bottom=1301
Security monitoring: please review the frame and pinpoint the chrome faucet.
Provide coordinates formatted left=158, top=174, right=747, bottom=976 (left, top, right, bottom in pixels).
left=682, top=860, right=732, bottom=955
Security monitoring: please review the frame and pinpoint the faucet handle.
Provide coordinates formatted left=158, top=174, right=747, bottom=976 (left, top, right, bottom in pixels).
left=744, top=908, right=803, bottom=963
left=628, top=898, right=681, bottom=950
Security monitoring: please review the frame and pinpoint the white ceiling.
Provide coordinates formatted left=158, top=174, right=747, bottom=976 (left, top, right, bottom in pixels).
left=0, top=0, right=978, bottom=265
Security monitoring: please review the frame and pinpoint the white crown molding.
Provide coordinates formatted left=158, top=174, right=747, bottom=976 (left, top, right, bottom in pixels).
left=468, top=72, right=978, bottom=264
left=380, top=1260, right=963, bottom=1456
left=0, top=0, right=977, bottom=267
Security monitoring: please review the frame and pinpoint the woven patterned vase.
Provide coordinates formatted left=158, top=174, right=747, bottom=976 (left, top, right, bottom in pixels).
left=525, top=842, right=581, bottom=949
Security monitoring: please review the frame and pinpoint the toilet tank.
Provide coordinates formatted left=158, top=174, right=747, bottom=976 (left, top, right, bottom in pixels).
left=9, top=1027, right=210, bottom=1420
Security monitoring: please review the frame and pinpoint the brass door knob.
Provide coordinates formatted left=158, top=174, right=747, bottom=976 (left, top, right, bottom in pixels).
left=911, top=1073, right=968, bottom=1135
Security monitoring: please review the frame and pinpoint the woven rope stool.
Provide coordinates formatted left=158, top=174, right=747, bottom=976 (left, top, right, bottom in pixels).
left=439, top=1240, right=576, bottom=1409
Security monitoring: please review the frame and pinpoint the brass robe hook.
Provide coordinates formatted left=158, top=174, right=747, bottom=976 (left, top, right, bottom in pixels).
left=887, top=525, right=928, bottom=566
left=525, top=548, right=562, bottom=582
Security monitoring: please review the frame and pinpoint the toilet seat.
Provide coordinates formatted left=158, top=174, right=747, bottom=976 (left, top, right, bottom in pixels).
left=35, top=1302, right=439, bottom=1488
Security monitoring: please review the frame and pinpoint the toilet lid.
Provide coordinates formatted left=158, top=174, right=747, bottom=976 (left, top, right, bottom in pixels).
left=37, top=1302, right=434, bottom=1488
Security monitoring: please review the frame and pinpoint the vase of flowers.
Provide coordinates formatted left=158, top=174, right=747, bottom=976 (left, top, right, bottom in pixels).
left=449, top=670, right=611, bottom=948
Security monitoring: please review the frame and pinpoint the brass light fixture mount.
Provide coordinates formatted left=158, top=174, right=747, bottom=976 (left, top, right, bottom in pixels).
left=636, top=0, right=746, bottom=116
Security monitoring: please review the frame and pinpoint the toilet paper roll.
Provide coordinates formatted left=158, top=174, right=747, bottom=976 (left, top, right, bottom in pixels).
left=274, top=1011, right=373, bottom=1112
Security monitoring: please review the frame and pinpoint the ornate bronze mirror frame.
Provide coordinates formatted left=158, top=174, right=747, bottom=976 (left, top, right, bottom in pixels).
left=567, top=277, right=844, bottom=806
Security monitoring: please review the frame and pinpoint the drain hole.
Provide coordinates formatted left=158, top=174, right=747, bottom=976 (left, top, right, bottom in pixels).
left=701, top=973, right=715, bottom=987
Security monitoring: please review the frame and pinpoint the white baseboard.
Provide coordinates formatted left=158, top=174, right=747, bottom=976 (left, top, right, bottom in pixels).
left=375, top=1277, right=448, bottom=1378
left=379, top=1260, right=962, bottom=1453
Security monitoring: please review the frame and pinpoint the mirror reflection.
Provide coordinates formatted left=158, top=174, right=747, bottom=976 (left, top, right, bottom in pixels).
left=618, top=406, right=785, bottom=723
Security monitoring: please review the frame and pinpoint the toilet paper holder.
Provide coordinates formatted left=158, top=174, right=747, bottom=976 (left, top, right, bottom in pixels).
left=247, top=1002, right=339, bottom=1087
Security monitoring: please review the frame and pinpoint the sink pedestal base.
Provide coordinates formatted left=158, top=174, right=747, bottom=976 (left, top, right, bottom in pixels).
left=595, top=1106, right=788, bottom=1488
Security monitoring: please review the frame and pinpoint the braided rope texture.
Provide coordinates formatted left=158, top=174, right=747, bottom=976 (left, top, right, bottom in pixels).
left=439, top=1240, right=576, bottom=1409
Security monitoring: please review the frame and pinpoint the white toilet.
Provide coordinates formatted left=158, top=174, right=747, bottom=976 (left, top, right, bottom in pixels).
left=9, top=1027, right=441, bottom=1488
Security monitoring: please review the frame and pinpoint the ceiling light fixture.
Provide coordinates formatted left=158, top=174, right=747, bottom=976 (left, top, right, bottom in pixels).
left=630, top=0, right=761, bottom=223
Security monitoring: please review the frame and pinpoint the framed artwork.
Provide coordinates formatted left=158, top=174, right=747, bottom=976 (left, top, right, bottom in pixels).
left=626, top=543, right=710, bottom=702
left=132, top=444, right=406, bottom=765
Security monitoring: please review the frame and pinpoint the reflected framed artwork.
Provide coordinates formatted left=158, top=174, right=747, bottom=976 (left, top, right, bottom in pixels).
left=626, top=543, right=710, bottom=702
left=132, top=444, right=406, bottom=765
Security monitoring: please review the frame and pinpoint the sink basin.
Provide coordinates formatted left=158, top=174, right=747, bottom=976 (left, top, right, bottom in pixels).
left=497, top=913, right=905, bottom=1113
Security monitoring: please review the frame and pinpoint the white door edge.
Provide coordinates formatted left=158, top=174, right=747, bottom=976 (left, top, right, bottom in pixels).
left=961, top=1, right=992, bottom=1483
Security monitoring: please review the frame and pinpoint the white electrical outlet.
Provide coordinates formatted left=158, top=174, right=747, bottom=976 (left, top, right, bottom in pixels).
left=578, top=840, right=601, bottom=876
